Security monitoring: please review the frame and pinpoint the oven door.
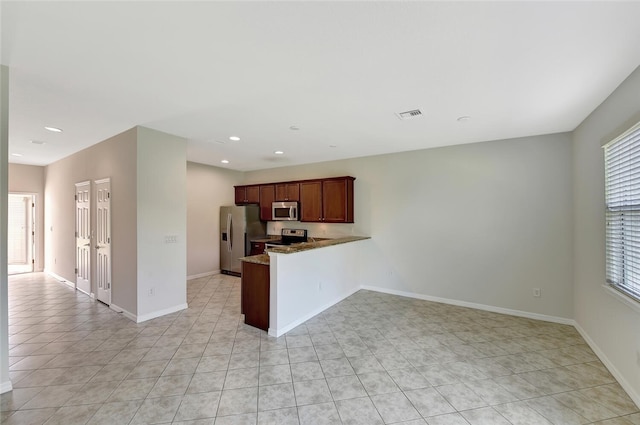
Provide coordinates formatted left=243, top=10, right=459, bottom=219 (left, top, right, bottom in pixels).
left=272, top=202, right=298, bottom=221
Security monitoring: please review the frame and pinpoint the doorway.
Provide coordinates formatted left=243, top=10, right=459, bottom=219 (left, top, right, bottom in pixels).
left=74, top=179, right=112, bottom=303
left=75, top=181, right=91, bottom=294
left=95, top=178, right=111, bottom=305
left=8, top=194, right=35, bottom=275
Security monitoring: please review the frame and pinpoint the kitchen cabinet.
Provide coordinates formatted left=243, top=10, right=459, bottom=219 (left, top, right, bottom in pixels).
left=300, top=177, right=354, bottom=223
left=235, top=185, right=260, bottom=205
left=259, top=185, right=275, bottom=221
left=275, top=183, right=300, bottom=201
left=241, top=261, right=270, bottom=331
left=250, top=241, right=266, bottom=256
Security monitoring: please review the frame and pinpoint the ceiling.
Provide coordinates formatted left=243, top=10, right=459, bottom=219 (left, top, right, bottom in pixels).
left=3, top=1, right=640, bottom=172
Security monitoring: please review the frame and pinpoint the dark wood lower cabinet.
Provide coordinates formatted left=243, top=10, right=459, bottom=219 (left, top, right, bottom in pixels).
left=241, top=262, right=270, bottom=331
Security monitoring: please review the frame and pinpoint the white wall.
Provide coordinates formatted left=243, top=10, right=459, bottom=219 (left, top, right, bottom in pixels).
left=1, top=65, right=12, bottom=394
left=44, top=128, right=138, bottom=314
left=186, top=161, right=243, bottom=278
left=136, top=127, right=188, bottom=321
left=8, top=164, right=45, bottom=271
left=269, top=239, right=367, bottom=336
left=573, top=65, right=640, bottom=405
left=247, top=133, right=575, bottom=321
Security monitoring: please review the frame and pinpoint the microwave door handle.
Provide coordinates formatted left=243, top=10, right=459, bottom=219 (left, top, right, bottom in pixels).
left=292, top=206, right=296, bottom=220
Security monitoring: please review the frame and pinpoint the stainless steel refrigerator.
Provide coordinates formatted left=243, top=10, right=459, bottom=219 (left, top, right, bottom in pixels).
left=220, top=205, right=266, bottom=276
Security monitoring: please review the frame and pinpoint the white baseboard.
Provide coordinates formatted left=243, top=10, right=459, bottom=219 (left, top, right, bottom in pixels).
left=0, top=380, right=13, bottom=394
left=269, top=286, right=362, bottom=338
left=574, top=323, right=640, bottom=408
left=45, top=270, right=75, bottom=289
left=187, top=270, right=219, bottom=280
left=136, top=303, right=188, bottom=323
left=109, top=303, right=137, bottom=322
left=361, top=285, right=575, bottom=326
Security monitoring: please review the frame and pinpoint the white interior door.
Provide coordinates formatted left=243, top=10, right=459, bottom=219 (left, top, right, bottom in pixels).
left=8, top=194, right=34, bottom=275
left=95, top=178, right=111, bottom=305
left=75, top=181, right=91, bottom=294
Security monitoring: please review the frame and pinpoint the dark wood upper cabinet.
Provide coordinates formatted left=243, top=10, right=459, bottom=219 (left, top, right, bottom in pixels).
left=300, top=177, right=354, bottom=223
left=259, top=185, right=275, bottom=221
left=322, top=177, right=354, bottom=223
left=275, top=183, right=300, bottom=202
left=235, top=185, right=260, bottom=205
left=299, top=181, right=323, bottom=222
left=236, top=177, right=354, bottom=222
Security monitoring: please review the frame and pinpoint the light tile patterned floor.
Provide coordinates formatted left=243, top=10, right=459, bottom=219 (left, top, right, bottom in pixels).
left=2, top=272, right=639, bottom=425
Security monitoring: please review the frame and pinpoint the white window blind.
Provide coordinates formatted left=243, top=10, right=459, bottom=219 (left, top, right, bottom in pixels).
left=604, top=121, right=640, bottom=302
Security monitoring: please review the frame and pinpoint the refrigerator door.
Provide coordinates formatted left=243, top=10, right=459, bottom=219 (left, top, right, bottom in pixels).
left=220, top=207, right=233, bottom=273
left=229, top=206, right=247, bottom=275
left=220, top=205, right=266, bottom=275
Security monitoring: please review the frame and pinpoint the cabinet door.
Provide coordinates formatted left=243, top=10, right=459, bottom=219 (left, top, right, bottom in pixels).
left=259, top=185, right=275, bottom=221
left=299, top=181, right=323, bottom=222
left=235, top=187, right=246, bottom=205
left=246, top=185, right=260, bottom=204
left=250, top=241, right=266, bottom=256
left=276, top=183, right=300, bottom=201
left=323, top=178, right=354, bottom=223
left=241, top=262, right=270, bottom=331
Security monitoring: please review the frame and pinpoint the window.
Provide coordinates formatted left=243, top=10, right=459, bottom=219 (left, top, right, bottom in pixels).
left=604, top=121, right=640, bottom=302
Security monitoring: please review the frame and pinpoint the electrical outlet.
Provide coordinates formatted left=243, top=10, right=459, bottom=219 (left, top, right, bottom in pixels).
left=148, top=287, right=155, bottom=296
left=533, top=288, right=541, bottom=297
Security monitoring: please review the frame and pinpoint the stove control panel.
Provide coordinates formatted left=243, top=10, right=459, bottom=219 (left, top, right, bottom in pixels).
left=282, top=228, right=307, bottom=237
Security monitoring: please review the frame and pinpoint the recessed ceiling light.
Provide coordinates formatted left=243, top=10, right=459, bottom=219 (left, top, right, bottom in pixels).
left=31, top=140, right=46, bottom=145
left=44, top=126, right=63, bottom=133
left=229, top=136, right=240, bottom=141
left=289, top=125, right=300, bottom=131
left=329, top=145, right=337, bottom=148
left=457, top=116, right=471, bottom=122
left=274, top=150, right=284, bottom=155
left=215, top=140, right=226, bottom=144
left=11, top=153, right=23, bottom=157
left=221, top=159, right=229, bottom=164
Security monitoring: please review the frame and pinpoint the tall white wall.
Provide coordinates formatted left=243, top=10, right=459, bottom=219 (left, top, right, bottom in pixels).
left=44, top=128, right=138, bottom=314
left=136, top=127, right=188, bottom=321
left=572, top=65, right=640, bottom=405
left=186, top=161, right=243, bottom=278
left=247, top=133, right=575, bottom=321
left=1, top=65, right=12, bottom=393
left=8, top=164, right=45, bottom=271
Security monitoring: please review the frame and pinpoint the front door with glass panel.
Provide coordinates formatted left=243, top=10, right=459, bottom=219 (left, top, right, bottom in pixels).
left=8, top=194, right=34, bottom=275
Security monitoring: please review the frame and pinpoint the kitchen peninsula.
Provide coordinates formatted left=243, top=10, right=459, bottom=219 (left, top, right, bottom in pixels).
left=240, top=236, right=370, bottom=337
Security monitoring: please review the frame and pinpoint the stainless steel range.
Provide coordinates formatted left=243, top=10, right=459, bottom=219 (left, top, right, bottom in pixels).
left=265, top=228, right=308, bottom=248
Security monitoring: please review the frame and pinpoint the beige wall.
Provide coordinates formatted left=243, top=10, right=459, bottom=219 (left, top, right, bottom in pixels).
left=8, top=163, right=45, bottom=271
left=246, top=133, right=575, bottom=321
left=186, top=161, right=243, bottom=277
left=44, top=127, right=138, bottom=314
left=1, top=65, right=11, bottom=393
left=136, top=127, right=188, bottom=320
left=573, top=65, right=640, bottom=405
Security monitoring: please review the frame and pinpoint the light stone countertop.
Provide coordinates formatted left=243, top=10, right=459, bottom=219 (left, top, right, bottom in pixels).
left=240, top=236, right=370, bottom=266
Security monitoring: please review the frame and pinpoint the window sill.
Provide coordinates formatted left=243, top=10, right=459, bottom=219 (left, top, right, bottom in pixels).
left=601, top=284, right=640, bottom=314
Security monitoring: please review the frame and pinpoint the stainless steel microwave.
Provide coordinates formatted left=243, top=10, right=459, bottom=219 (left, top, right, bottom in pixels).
left=272, top=201, right=298, bottom=221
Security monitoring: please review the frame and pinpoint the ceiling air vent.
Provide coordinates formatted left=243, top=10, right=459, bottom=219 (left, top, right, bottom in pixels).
left=396, top=109, right=423, bottom=120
